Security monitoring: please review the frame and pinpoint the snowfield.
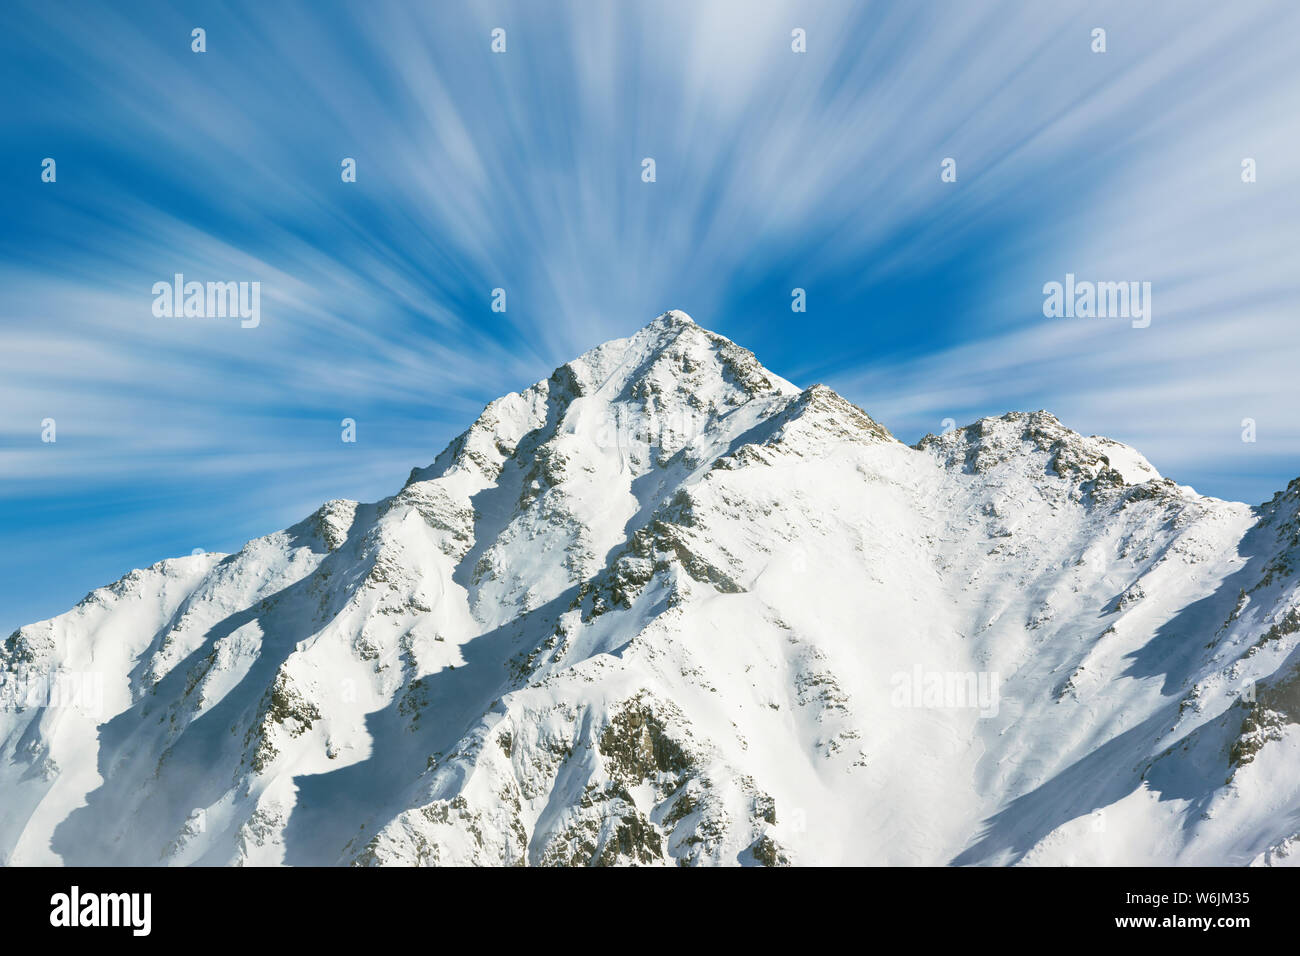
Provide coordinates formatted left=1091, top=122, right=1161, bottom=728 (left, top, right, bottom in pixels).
left=4, top=310, right=1300, bottom=866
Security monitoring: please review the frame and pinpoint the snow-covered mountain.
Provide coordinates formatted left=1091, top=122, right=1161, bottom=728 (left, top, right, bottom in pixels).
left=5, top=310, right=1300, bottom=866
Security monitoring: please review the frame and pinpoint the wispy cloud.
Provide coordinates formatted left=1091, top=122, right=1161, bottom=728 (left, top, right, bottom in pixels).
left=2, top=0, right=1298, bottom=631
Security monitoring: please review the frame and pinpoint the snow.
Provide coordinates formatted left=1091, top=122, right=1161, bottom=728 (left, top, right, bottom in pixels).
left=3, top=310, right=1300, bottom=866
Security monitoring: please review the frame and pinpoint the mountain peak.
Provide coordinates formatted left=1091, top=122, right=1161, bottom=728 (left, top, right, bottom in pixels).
left=917, top=408, right=1162, bottom=487
left=404, top=313, right=798, bottom=490
left=649, top=308, right=696, bottom=328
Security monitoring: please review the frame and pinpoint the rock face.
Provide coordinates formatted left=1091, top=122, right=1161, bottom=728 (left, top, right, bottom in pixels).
left=4, top=310, right=1300, bottom=866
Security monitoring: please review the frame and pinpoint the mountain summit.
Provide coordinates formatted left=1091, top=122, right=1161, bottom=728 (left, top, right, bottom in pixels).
left=4, top=312, right=1300, bottom=866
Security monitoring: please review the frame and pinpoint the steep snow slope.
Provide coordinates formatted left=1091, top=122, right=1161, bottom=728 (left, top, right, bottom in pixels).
left=4, top=310, right=1300, bottom=866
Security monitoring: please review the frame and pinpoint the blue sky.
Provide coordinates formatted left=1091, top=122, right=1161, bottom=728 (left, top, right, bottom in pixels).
left=3, top=0, right=1299, bottom=635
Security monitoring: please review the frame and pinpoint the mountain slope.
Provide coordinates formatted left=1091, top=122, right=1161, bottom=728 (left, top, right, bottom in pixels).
left=4, top=310, right=1300, bottom=866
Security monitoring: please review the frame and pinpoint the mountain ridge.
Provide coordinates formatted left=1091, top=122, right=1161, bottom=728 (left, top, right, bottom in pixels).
left=4, top=310, right=1300, bottom=866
